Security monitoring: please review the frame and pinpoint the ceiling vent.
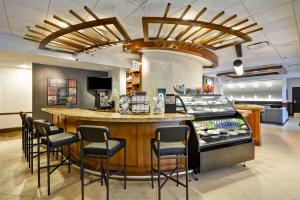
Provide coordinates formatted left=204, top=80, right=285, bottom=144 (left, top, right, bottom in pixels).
left=126, top=0, right=148, bottom=6
left=247, top=41, right=269, bottom=50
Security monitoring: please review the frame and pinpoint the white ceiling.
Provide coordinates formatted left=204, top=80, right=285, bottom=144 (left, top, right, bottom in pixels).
left=0, top=0, right=299, bottom=77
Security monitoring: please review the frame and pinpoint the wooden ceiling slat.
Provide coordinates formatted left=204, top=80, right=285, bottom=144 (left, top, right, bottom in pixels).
left=238, top=23, right=258, bottom=31
left=52, top=37, right=85, bottom=49
left=156, top=3, right=171, bottom=39
left=69, top=9, right=110, bottom=41
left=208, top=25, right=262, bottom=47
left=199, top=19, right=249, bottom=45
left=165, top=5, right=191, bottom=40
left=244, top=27, right=263, bottom=35
left=84, top=6, right=122, bottom=41
left=175, top=7, right=207, bottom=40
left=40, top=17, right=130, bottom=52
left=193, top=14, right=236, bottom=43
left=181, top=11, right=225, bottom=42
left=23, top=37, right=41, bottom=43
left=44, top=19, right=96, bottom=44
left=51, top=16, right=102, bottom=44
left=27, top=28, right=46, bottom=37
left=35, top=25, right=92, bottom=46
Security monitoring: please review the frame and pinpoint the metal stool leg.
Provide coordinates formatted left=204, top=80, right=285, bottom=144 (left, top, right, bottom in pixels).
left=47, top=144, right=51, bottom=196
left=106, top=158, right=110, bottom=200
left=150, top=145, right=154, bottom=189
left=158, top=155, right=161, bottom=200
left=31, top=134, right=34, bottom=174
left=68, top=144, right=71, bottom=173
left=124, top=144, right=126, bottom=189
left=176, top=157, right=179, bottom=187
left=37, top=137, right=41, bottom=187
left=185, top=156, right=189, bottom=200
left=28, top=133, right=31, bottom=168
left=81, top=147, right=84, bottom=200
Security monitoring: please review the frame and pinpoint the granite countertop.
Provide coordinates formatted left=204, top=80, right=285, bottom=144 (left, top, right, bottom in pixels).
left=42, top=108, right=194, bottom=123
left=234, top=104, right=264, bottom=111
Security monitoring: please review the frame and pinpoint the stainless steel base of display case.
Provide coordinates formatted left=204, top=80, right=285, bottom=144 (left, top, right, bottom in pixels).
left=199, top=142, right=255, bottom=172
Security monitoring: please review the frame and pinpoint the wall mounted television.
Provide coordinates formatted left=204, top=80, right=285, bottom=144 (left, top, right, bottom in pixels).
left=88, top=77, right=112, bottom=90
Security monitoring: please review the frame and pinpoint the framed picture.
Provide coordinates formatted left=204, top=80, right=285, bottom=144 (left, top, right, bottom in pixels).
left=47, top=78, right=77, bottom=105
left=48, top=96, right=57, bottom=105
left=68, top=88, right=76, bottom=96
left=47, top=87, right=58, bottom=96
left=68, top=80, right=77, bottom=88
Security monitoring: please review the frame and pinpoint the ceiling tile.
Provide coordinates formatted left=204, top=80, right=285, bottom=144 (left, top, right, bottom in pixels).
left=0, top=14, right=8, bottom=27
left=242, top=0, right=291, bottom=15
left=224, top=2, right=250, bottom=20
left=70, top=0, right=98, bottom=8
left=5, top=1, right=47, bottom=24
left=7, top=17, right=32, bottom=33
left=0, top=1, right=5, bottom=14
left=93, top=0, right=138, bottom=19
left=144, top=0, right=189, bottom=18
left=49, top=0, right=87, bottom=20
left=262, top=16, right=296, bottom=34
left=192, top=0, right=239, bottom=12
left=0, top=26, right=10, bottom=34
left=5, top=0, right=50, bottom=12
left=268, top=32, right=299, bottom=46
left=11, top=28, right=25, bottom=37
left=251, top=2, right=294, bottom=25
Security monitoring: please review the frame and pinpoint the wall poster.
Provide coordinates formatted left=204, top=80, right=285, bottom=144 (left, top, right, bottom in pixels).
left=47, top=78, right=77, bottom=105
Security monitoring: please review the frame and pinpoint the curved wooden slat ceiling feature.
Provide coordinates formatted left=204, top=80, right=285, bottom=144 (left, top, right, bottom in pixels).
left=142, top=3, right=263, bottom=51
left=22, top=3, right=263, bottom=68
left=123, top=39, right=219, bottom=68
left=23, top=6, right=131, bottom=54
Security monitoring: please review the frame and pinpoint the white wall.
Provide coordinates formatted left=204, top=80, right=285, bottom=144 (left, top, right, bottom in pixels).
left=223, top=79, right=284, bottom=101
left=0, top=66, right=32, bottom=129
left=287, top=78, right=300, bottom=102
left=109, top=67, right=127, bottom=97
left=142, top=51, right=203, bottom=98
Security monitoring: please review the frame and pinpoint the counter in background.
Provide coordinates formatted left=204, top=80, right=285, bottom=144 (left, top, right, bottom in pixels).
left=234, top=104, right=264, bottom=146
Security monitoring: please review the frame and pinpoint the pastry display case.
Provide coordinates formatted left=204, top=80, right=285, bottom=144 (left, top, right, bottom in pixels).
left=176, top=95, right=254, bottom=173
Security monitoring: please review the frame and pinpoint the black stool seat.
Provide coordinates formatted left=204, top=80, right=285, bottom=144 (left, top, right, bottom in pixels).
left=48, top=126, right=64, bottom=135
left=151, top=138, right=186, bottom=156
left=41, top=132, right=79, bottom=147
left=84, top=138, right=125, bottom=156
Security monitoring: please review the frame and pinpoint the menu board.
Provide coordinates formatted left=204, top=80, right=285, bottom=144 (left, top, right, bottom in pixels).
left=47, top=78, right=77, bottom=105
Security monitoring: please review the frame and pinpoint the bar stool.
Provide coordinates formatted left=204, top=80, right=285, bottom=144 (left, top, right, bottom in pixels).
left=34, top=121, right=79, bottom=195
left=78, top=125, right=127, bottom=200
left=24, top=116, right=64, bottom=174
left=150, top=125, right=190, bottom=200
left=19, top=112, right=27, bottom=158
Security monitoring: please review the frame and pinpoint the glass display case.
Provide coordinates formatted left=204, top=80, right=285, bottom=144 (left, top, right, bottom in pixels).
left=176, top=95, right=235, bottom=115
left=176, top=94, right=254, bottom=172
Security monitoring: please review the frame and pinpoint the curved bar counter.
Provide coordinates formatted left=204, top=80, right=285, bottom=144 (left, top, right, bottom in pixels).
left=42, top=108, right=194, bottom=176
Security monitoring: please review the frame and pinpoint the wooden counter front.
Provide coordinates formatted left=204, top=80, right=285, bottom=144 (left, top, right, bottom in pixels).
left=42, top=108, right=194, bottom=176
left=235, top=104, right=264, bottom=146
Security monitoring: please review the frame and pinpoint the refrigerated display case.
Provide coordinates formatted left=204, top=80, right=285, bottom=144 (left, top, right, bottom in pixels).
left=176, top=94, right=254, bottom=172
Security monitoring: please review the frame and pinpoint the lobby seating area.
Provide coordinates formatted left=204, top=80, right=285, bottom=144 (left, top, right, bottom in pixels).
left=261, top=107, right=289, bottom=125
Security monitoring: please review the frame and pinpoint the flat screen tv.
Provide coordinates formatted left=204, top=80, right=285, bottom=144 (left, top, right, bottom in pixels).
left=88, top=77, right=112, bottom=90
